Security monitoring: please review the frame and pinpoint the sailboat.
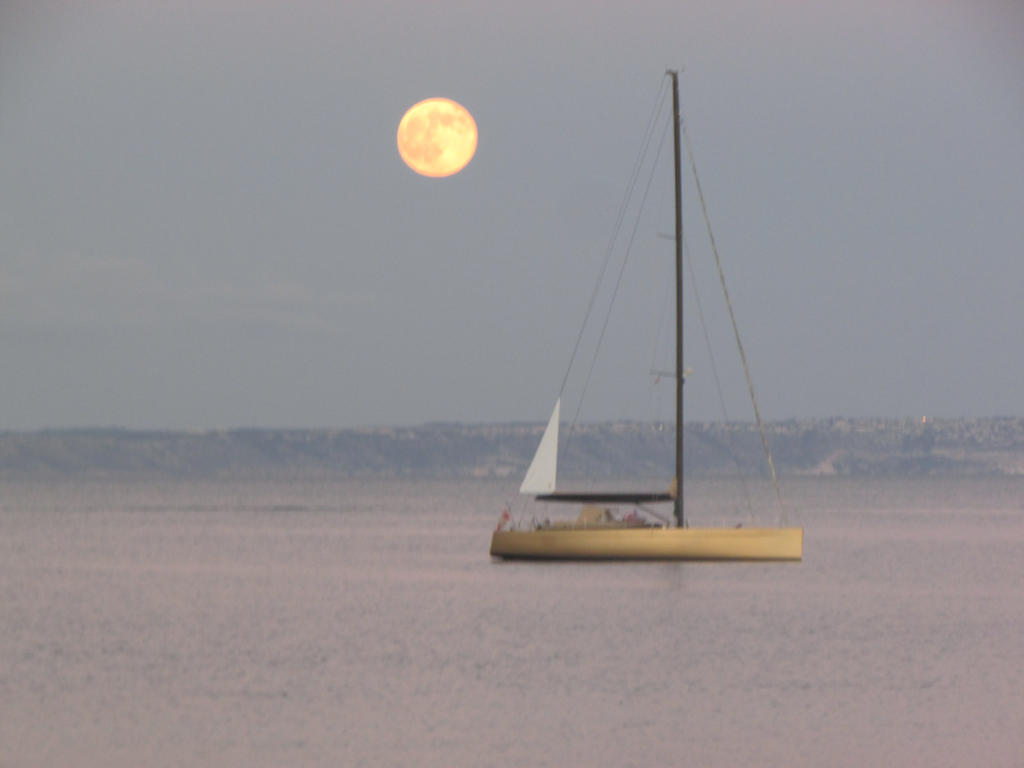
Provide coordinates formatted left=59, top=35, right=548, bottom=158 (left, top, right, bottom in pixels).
left=490, top=71, right=803, bottom=561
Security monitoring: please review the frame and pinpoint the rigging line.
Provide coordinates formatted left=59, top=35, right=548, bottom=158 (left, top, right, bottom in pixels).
left=557, top=77, right=669, bottom=399
left=567, top=111, right=672, bottom=446
left=646, top=229, right=673, bottom=426
left=680, top=113, right=786, bottom=522
left=648, top=242, right=672, bottom=380
left=646, top=274, right=671, bottom=428
left=683, top=235, right=755, bottom=518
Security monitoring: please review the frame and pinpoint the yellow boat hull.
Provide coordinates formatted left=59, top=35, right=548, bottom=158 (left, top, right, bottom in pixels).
left=490, top=526, right=802, bottom=561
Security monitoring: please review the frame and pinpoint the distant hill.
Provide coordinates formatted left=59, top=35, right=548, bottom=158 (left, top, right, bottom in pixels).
left=2, top=417, right=1023, bottom=479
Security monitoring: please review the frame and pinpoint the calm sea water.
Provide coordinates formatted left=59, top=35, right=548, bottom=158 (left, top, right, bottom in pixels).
left=1, top=476, right=1021, bottom=767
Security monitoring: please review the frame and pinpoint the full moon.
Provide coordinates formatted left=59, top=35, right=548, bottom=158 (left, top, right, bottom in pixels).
left=397, top=98, right=478, bottom=177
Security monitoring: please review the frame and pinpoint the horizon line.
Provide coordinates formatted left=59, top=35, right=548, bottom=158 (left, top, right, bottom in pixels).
left=2, top=414, right=1021, bottom=435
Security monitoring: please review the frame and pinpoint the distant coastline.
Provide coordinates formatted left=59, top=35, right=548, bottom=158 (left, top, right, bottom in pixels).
left=2, top=417, right=1023, bottom=479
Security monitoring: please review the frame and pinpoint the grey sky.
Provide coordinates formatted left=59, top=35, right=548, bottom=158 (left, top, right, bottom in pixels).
left=2, top=0, right=1022, bottom=429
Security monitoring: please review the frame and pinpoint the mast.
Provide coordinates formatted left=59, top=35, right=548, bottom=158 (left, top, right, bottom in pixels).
left=669, top=69, right=685, bottom=528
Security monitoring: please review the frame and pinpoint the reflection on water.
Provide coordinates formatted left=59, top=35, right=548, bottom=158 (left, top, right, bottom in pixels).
left=1, top=477, right=1022, bottom=767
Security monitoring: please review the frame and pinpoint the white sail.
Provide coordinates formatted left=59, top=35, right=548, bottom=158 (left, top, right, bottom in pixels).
left=519, top=399, right=559, bottom=495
